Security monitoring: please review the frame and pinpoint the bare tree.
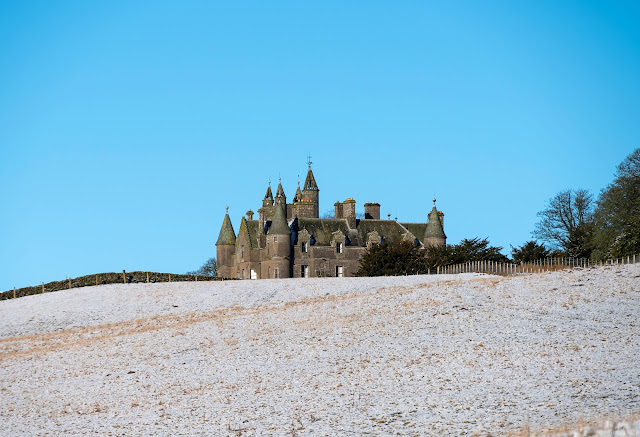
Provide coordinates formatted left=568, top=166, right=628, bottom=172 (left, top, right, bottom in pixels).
left=533, top=189, right=594, bottom=258
left=186, top=258, right=217, bottom=276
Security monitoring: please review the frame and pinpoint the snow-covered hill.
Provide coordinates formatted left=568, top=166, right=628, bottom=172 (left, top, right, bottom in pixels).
left=1, top=265, right=639, bottom=436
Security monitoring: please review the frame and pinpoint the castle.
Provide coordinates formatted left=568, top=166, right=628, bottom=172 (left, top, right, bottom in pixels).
left=216, top=164, right=446, bottom=279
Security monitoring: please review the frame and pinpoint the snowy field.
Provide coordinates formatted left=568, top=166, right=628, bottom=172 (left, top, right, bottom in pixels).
left=1, top=264, right=639, bottom=436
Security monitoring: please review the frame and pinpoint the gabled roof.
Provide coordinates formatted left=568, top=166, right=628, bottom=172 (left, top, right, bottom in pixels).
left=295, top=218, right=412, bottom=247
left=296, top=218, right=350, bottom=245
left=267, top=203, right=291, bottom=235
left=216, top=212, right=236, bottom=245
left=400, top=223, right=426, bottom=244
left=353, top=220, right=411, bottom=246
left=238, top=219, right=261, bottom=249
left=303, top=167, right=318, bottom=191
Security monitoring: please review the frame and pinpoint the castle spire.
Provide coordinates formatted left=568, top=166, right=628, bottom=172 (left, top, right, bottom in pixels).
left=264, top=180, right=273, bottom=200
left=216, top=208, right=236, bottom=245
left=303, top=166, right=318, bottom=191
left=294, top=180, right=303, bottom=202
left=275, top=177, right=286, bottom=198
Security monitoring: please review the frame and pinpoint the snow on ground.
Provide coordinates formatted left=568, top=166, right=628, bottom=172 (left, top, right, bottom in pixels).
left=1, top=265, right=639, bottom=436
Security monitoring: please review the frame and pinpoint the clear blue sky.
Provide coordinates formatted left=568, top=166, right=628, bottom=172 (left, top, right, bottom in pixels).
left=1, top=1, right=639, bottom=290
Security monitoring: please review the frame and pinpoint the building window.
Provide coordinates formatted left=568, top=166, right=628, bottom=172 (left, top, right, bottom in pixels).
left=241, top=245, right=245, bottom=258
left=268, top=267, right=271, bottom=278
left=274, top=236, right=278, bottom=242
left=301, top=241, right=308, bottom=253
left=301, top=265, right=309, bottom=278
left=242, top=269, right=245, bottom=279
left=336, top=242, right=343, bottom=254
left=336, top=266, right=344, bottom=277
left=274, top=268, right=279, bottom=279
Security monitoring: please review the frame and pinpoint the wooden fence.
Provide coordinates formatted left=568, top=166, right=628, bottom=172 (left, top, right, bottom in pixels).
left=435, top=254, right=640, bottom=276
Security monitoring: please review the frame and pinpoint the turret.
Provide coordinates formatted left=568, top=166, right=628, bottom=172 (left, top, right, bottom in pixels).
left=216, top=207, right=237, bottom=278
left=302, top=165, right=319, bottom=218
left=275, top=178, right=286, bottom=207
left=263, top=181, right=274, bottom=208
left=265, top=203, right=291, bottom=278
left=423, top=199, right=447, bottom=248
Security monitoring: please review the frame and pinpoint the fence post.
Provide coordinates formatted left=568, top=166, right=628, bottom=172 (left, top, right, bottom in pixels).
left=13, top=288, right=16, bottom=299
left=169, top=274, right=171, bottom=282
left=42, top=283, right=45, bottom=293
left=68, top=278, right=71, bottom=289
left=195, top=275, right=198, bottom=282
left=96, top=274, right=98, bottom=286
left=123, top=270, right=126, bottom=284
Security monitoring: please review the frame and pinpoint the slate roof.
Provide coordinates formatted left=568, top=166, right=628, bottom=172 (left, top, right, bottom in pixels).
left=424, top=206, right=446, bottom=239
left=400, top=223, right=426, bottom=244
left=303, top=167, right=318, bottom=191
left=295, top=218, right=416, bottom=247
left=354, top=220, right=412, bottom=246
left=267, top=203, right=291, bottom=235
left=216, top=213, right=236, bottom=245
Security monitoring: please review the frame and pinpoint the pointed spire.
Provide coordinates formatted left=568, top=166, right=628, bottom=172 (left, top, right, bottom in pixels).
left=294, top=181, right=303, bottom=202
left=216, top=209, right=236, bottom=245
left=267, top=203, right=291, bottom=235
left=424, top=200, right=446, bottom=240
left=303, top=166, right=318, bottom=191
left=264, top=180, right=273, bottom=200
left=276, top=177, right=286, bottom=198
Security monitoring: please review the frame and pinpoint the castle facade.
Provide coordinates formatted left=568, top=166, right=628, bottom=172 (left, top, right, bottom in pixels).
left=216, top=165, right=446, bottom=279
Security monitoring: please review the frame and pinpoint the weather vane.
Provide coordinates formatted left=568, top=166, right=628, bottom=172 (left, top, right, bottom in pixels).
left=307, top=153, right=313, bottom=168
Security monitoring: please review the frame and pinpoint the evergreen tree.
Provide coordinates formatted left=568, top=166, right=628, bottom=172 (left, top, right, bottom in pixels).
left=511, top=241, right=550, bottom=263
left=356, top=241, right=430, bottom=276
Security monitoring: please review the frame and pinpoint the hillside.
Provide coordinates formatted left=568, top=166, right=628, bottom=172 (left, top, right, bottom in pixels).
left=1, top=265, right=639, bottom=435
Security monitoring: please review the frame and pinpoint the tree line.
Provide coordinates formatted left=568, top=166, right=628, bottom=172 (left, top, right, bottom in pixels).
left=357, top=148, right=640, bottom=276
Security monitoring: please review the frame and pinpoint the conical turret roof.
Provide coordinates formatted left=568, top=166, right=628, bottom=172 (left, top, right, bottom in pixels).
left=424, top=200, right=446, bottom=240
left=267, top=203, right=291, bottom=235
left=216, top=210, right=236, bottom=245
left=303, top=167, right=318, bottom=191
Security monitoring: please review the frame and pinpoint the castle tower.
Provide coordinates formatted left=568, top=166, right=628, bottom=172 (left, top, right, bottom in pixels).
left=265, top=202, right=291, bottom=278
left=216, top=207, right=237, bottom=278
left=302, top=165, right=319, bottom=218
left=423, top=199, right=447, bottom=248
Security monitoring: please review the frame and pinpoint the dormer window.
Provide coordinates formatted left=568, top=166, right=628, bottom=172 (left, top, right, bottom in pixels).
left=337, top=242, right=343, bottom=254
left=302, top=241, right=308, bottom=253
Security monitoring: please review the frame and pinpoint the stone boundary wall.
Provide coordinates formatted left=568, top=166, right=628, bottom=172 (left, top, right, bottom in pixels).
left=0, top=271, right=227, bottom=301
